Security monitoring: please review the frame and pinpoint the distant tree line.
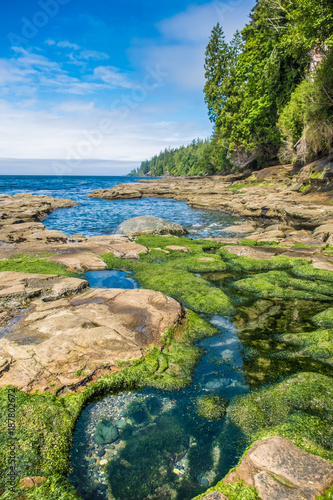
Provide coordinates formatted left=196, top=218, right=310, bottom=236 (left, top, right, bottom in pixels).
left=130, top=0, right=333, bottom=177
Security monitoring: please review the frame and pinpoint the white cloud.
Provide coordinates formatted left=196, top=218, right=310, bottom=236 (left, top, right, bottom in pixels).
left=130, top=0, right=255, bottom=91
left=0, top=99, right=210, bottom=163
left=79, top=50, right=109, bottom=60
left=93, top=66, right=135, bottom=89
left=57, top=40, right=81, bottom=50
left=0, top=47, right=134, bottom=95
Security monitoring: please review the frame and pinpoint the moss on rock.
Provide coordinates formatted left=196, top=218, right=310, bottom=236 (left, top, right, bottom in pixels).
left=196, top=395, right=229, bottom=421
left=102, top=252, right=235, bottom=316
left=0, top=254, right=80, bottom=278
left=230, top=372, right=333, bottom=460
left=312, top=308, right=333, bottom=329
left=233, top=271, right=333, bottom=301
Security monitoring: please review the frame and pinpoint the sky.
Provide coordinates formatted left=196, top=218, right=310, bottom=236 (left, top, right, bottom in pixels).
left=0, top=0, right=255, bottom=175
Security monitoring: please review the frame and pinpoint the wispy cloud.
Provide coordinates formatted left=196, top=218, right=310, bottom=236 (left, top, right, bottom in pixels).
left=0, top=47, right=133, bottom=96
left=130, top=0, right=254, bottom=91
left=93, top=66, right=135, bottom=89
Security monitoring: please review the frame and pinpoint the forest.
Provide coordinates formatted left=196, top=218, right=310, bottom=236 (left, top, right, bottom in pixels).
left=129, top=0, right=333, bottom=177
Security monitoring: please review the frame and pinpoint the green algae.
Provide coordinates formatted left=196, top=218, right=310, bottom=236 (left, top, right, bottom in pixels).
left=291, top=262, right=333, bottom=283
left=135, top=235, right=221, bottom=252
left=0, top=254, right=80, bottom=278
left=233, top=270, right=333, bottom=301
left=278, top=329, right=333, bottom=366
left=102, top=252, right=235, bottom=316
left=195, top=395, right=229, bottom=421
left=230, top=372, right=333, bottom=460
left=312, top=308, right=333, bottom=328
left=1, top=475, right=81, bottom=500
left=218, top=249, right=297, bottom=272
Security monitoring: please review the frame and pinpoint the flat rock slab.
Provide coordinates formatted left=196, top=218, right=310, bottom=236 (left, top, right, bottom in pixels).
left=49, top=252, right=107, bottom=272
left=224, top=436, right=333, bottom=499
left=0, top=288, right=183, bottom=392
left=115, top=215, right=188, bottom=236
left=0, top=271, right=88, bottom=315
left=0, top=194, right=75, bottom=243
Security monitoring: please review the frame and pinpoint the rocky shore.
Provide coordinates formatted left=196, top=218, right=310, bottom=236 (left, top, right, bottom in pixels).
left=89, top=155, right=333, bottom=230
left=1, top=184, right=333, bottom=500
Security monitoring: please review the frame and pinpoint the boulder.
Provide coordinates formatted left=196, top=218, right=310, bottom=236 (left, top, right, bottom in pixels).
left=223, top=436, right=333, bottom=500
left=0, top=288, right=183, bottom=392
left=95, top=419, right=118, bottom=445
left=114, top=216, right=188, bottom=236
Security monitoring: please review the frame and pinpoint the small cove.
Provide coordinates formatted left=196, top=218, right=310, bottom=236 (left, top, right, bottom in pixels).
left=69, top=270, right=333, bottom=500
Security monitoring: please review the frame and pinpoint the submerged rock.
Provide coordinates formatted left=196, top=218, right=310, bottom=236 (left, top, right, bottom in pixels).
left=115, top=215, right=188, bottom=236
left=95, top=419, right=118, bottom=445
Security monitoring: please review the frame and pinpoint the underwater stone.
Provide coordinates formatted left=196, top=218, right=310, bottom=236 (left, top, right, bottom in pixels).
left=94, top=419, right=118, bottom=445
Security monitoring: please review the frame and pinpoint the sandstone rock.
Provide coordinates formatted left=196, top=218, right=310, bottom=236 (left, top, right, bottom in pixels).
left=221, top=222, right=258, bottom=234
left=115, top=216, right=188, bottom=236
left=0, top=194, right=75, bottom=227
left=224, top=436, right=333, bottom=499
left=0, top=271, right=88, bottom=318
left=19, top=476, right=47, bottom=489
left=201, top=492, right=230, bottom=500
left=223, top=245, right=282, bottom=260
left=166, top=245, right=190, bottom=252
left=88, top=167, right=333, bottom=229
left=0, top=288, right=183, bottom=392
left=48, top=252, right=107, bottom=272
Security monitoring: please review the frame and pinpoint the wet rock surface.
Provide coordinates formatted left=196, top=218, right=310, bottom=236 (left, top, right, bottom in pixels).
left=0, top=285, right=183, bottom=392
left=224, top=436, right=333, bottom=499
left=0, top=271, right=88, bottom=325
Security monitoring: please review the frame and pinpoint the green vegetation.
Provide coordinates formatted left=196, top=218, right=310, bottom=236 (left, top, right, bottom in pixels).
left=312, top=308, right=333, bottom=329
left=278, top=329, right=333, bottom=366
left=102, top=239, right=236, bottom=316
left=233, top=270, right=333, bottom=301
left=1, top=475, right=82, bottom=500
left=0, top=308, right=215, bottom=497
left=131, top=0, right=333, bottom=176
left=195, top=395, right=229, bottom=421
left=0, top=254, right=79, bottom=278
left=230, top=372, right=333, bottom=461
left=3, top=238, right=333, bottom=499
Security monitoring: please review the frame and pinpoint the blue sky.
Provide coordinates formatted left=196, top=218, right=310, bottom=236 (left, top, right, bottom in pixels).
left=0, top=0, right=254, bottom=175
